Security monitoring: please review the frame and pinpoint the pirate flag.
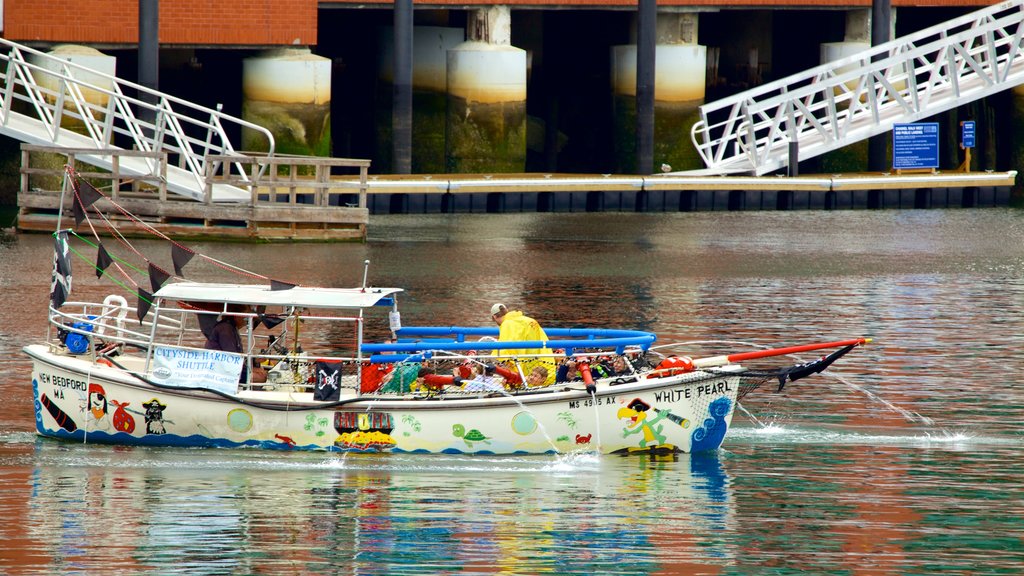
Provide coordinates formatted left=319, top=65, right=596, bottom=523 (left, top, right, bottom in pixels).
left=313, top=361, right=343, bottom=402
left=50, top=231, right=72, bottom=308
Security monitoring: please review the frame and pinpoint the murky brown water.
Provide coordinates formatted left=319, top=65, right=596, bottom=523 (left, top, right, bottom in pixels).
left=2, top=209, right=1023, bottom=574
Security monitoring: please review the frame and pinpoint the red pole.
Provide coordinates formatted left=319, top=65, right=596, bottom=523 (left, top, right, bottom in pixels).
left=692, top=338, right=870, bottom=368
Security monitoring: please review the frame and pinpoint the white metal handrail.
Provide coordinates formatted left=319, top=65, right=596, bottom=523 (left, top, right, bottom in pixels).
left=691, top=0, right=1024, bottom=175
left=0, top=37, right=275, bottom=197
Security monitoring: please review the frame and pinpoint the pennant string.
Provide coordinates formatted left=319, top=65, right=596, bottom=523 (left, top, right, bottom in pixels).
left=64, top=242, right=152, bottom=305
left=70, top=232, right=147, bottom=277
left=75, top=185, right=140, bottom=289
left=61, top=165, right=293, bottom=287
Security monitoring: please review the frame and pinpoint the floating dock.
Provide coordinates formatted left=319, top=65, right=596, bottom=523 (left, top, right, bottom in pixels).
left=360, top=170, right=1017, bottom=214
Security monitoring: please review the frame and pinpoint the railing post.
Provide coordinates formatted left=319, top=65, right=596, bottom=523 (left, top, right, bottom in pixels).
left=112, top=154, right=120, bottom=200
left=250, top=161, right=259, bottom=207
left=289, top=163, right=297, bottom=204
left=204, top=158, right=213, bottom=205
left=316, top=163, right=326, bottom=207
left=159, top=153, right=168, bottom=202
left=359, top=164, right=368, bottom=209
left=19, top=147, right=28, bottom=198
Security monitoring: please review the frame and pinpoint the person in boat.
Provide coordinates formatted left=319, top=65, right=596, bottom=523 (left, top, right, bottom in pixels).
left=489, top=303, right=556, bottom=385
left=459, top=363, right=506, bottom=393
left=555, top=358, right=582, bottom=383
left=205, top=303, right=246, bottom=354
left=205, top=303, right=265, bottom=383
left=608, top=356, right=631, bottom=376
left=524, top=365, right=549, bottom=388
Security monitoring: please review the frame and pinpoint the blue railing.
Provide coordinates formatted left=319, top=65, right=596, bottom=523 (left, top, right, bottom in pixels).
left=362, top=326, right=656, bottom=363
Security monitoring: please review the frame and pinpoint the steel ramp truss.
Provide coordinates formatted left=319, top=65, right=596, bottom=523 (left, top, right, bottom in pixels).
left=690, top=0, right=1024, bottom=175
left=0, top=38, right=275, bottom=201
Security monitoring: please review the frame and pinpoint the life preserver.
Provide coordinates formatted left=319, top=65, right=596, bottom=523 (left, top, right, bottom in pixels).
left=648, top=355, right=694, bottom=378
left=97, top=294, right=129, bottom=337
left=96, top=357, right=114, bottom=367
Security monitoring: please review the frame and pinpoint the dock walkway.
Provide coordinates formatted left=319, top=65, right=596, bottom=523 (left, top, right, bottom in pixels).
left=358, top=170, right=1016, bottom=214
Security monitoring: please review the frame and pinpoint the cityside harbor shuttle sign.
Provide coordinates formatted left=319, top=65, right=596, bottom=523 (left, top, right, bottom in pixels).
left=892, top=123, right=939, bottom=170
left=150, top=346, right=244, bottom=395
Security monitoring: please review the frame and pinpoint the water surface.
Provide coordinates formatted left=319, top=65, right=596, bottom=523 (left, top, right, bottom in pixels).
left=1, top=210, right=1023, bottom=574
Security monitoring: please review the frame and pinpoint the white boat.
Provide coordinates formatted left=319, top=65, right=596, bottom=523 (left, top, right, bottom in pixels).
left=25, top=167, right=869, bottom=455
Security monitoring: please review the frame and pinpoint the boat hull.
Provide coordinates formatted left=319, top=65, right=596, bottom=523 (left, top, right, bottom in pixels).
left=27, top=345, right=739, bottom=455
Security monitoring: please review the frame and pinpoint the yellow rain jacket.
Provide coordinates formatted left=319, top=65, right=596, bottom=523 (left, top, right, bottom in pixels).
left=498, top=310, right=556, bottom=385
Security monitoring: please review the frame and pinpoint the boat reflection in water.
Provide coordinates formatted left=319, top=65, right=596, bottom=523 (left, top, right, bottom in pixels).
left=20, top=440, right=736, bottom=573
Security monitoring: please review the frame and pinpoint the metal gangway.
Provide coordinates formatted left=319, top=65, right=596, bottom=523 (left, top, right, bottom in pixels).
left=690, top=0, right=1024, bottom=176
left=0, top=38, right=274, bottom=202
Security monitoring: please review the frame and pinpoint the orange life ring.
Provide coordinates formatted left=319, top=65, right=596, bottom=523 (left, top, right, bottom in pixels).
left=96, top=357, right=114, bottom=367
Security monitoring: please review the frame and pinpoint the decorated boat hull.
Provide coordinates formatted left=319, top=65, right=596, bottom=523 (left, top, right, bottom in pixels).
left=27, top=345, right=740, bottom=455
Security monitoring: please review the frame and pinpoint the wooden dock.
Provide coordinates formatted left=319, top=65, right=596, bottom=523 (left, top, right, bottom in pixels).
left=16, top=145, right=370, bottom=241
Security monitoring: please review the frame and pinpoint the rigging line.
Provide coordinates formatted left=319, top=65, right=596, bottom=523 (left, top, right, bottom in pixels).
left=73, top=184, right=138, bottom=288
left=76, top=177, right=161, bottom=267
left=90, top=196, right=147, bottom=261
left=74, top=171, right=270, bottom=280
left=70, top=231, right=148, bottom=277
left=64, top=242, right=152, bottom=303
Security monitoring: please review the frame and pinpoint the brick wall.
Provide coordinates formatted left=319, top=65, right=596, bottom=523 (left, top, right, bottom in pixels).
left=5, top=0, right=318, bottom=45
left=321, top=0, right=996, bottom=6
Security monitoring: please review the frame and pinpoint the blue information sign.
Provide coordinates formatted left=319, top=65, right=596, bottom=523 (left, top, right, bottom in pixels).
left=962, top=121, right=976, bottom=149
left=892, top=122, right=939, bottom=170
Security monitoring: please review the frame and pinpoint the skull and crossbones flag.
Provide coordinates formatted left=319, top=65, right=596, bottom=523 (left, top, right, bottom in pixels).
left=50, top=231, right=72, bottom=308
left=313, top=361, right=343, bottom=401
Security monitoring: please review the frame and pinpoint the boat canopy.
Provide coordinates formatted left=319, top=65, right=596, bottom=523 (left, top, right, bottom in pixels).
left=153, top=282, right=403, bottom=309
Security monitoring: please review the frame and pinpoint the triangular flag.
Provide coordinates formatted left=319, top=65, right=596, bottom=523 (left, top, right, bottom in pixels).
left=137, top=289, right=153, bottom=323
left=259, top=314, right=286, bottom=329
left=271, top=279, right=296, bottom=291
left=95, top=243, right=113, bottom=279
left=171, top=243, right=194, bottom=277
left=148, top=262, right=170, bottom=293
left=79, top=180, right=103, bottom=209
left=50, top=231, right=72, bottom=308
left=72, top=193, right=86, bottom=227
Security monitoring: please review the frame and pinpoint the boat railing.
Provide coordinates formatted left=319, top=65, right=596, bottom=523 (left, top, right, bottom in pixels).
left=47, top=302, right=173, bottom=353
left=365, top=326, right=657, bottom=361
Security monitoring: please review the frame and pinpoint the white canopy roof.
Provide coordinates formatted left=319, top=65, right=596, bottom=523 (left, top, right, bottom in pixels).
left=153, top=282, right=403, bottom=309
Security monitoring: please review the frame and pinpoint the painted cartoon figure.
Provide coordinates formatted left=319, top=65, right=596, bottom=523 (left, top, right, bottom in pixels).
left=86, top=383, right=112, bottom=432
left=452, top=423, right=491, bottom=448
left=617, top=398, right=670, bottom=448
left=142, top=398, right=167, bottom=434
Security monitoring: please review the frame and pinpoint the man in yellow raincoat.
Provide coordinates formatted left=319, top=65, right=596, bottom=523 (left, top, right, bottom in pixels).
left=490, top=303, right=556, bottom=385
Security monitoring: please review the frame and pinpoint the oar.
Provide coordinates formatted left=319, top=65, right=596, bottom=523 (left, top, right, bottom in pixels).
left=690, top=338, right=870, bottom=369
